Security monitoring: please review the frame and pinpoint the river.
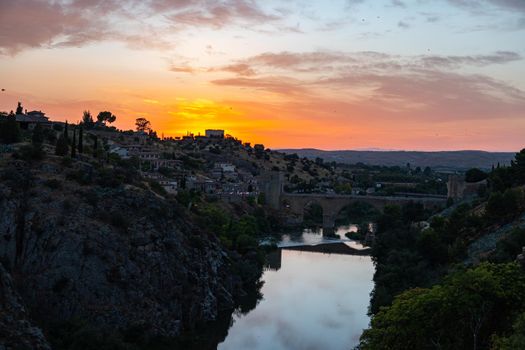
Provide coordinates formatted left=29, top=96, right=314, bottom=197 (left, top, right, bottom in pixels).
left=217, top=225, right=375, bottom=350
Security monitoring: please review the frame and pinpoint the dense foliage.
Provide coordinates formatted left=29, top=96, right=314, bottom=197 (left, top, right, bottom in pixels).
left=361, top=263, right=525, bottom=350
left=360, top=149, right=525, bottom=349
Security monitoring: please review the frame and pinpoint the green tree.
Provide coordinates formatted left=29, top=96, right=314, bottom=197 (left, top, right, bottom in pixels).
left=360, top=263, right=525, bottom=350
left=492, top=312, right=525, bottom=349
left=466, top=168, right=488, bottom=183
left=512, top=148, right=525, bottom=185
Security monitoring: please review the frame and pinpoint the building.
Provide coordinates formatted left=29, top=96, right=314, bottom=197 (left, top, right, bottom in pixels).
left=109, top=146, right=130, bottom=159
left=15, top=111, right=51, bottom=130
left=205, top=129, right=224, bottom=138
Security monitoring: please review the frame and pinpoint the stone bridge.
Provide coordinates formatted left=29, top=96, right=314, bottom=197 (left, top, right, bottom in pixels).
left=259, top=172, right=448, bottom=234
left=281, top=192, right=446, bottom=233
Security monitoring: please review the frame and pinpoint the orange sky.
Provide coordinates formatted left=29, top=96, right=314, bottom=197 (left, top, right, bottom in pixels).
left=1, top=0, right=524, bottom=151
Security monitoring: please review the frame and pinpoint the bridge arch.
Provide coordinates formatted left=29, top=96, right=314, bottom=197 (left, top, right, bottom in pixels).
left=280, top=193, right=447, bottom=235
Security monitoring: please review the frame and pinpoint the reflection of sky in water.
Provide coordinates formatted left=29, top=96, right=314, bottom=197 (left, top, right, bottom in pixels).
left=279, top=225, right=367, bottom=250
left=217, top=248, right=374, bottom=350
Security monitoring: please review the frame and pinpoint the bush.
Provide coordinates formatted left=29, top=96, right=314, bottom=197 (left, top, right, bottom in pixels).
left=149, top=180, right=167, bottom=196
left=465, top=168, right=487, bottom=183
left=14, top=144, right=45, bottom=161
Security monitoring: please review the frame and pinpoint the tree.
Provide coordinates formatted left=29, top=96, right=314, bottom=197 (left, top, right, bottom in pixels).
left=71, top=127, right=76, bottom=158
left=360, top=263, right=525, bottom=350
left=55, top=134, right=69, bottom=156
left=82, top=110, right=94, bottom=128
left=64, top=121, right=69, bottom=142
left=93, top=135, right=98, bottom=157
left=96, top=111, right=116, bottom=125
left=78, top=125, right=83, bottom=153
left=0, top=114, right=21, bottom=144
left=135, top=117, right=151, bottom=132
left=512, top=148, right=525, bottom=185
left=465, top=168, right=487, bottom=183
left=15, top=102, right=23, bottom=114
left=31, top=123, right=44, bottom=145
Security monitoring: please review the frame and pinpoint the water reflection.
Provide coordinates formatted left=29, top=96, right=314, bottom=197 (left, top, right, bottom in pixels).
left=217, top=244, right=374, bottom=350
left=279, top=225, right=369, bottom=251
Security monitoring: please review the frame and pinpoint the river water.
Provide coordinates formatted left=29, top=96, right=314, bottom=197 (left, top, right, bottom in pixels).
left=217, top=225, right=375, bottom=350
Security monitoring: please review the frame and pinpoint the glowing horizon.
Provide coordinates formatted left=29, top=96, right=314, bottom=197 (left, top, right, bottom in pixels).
left=1, top=0, right=524, bottom=152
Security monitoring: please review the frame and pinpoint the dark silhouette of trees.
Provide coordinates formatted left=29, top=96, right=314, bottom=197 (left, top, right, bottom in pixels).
left=55, top=134, right=69, bottom=156
left=55, top=121, right=69, bottom=156
left=96, top=111, right=116, bottom=125
left=82, top=110, right=94, bottom=128
left=0, top=114, right=21, bottom=144
left=31, top=123, right=44, bottom=145
left=135, top=117, right=151, bottom=132
left=64, top=121, right=69, bottom=142
left=465, top=168, right=487, bottom=183
left=93, top=135, right=98, bottom=157
left=78, top=125, right=83, bottom=153
left=16, top=102, right=23, bottom=114
left=71, top=127, right=76, bottom=158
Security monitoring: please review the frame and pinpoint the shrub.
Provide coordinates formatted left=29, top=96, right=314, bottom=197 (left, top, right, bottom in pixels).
left=14, top=144, right=45, bottom=161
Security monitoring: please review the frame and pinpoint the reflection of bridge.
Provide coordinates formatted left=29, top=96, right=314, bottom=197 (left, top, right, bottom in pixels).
left=265, top=242, right=371, bottom=270
left=260, top=173, right=447, bottom=234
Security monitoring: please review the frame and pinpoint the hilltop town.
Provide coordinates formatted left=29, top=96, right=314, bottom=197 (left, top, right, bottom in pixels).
left=1, top=103, right=477, bottom=206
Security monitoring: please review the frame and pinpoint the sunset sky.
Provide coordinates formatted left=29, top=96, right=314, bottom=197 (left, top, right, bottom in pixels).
left=1, top=0, right=524, bottom=151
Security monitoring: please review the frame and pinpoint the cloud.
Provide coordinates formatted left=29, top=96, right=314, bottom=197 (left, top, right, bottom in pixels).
left=447, top=0, right=525, bottom=13
left=398, top=21, right=410, bottom=29
left=208, top=50, right=521, bottom=78
left=205, top=49, right=525, bottom=124
left=211, top=76, right=309, bottom=95
left=420, top=51, right=522, bottom=68
left=166, top=0, right=281, bottom=29
left=0, top=0, right=285, bottom=55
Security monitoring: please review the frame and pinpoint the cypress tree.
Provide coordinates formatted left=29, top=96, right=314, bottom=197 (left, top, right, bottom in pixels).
left=71, top=127, right=76, bottom=158
left=32, top=123, right=44, bottom=145
left=64, top=121, right=69, bottom=143
left=78, top=125, right=83, bottom=153
left=55, top=134, right=69, bottom=156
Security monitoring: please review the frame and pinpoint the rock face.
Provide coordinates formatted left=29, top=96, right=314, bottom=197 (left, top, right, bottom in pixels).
left=0, top=264, right=50, bottom=349
left=0, top=160, right=242, bottom=344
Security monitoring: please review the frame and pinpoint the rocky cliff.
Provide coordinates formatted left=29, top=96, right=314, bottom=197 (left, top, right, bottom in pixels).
left=0, top=158, right=253, bottom=347
left=0, top=263, right=50, bottom=349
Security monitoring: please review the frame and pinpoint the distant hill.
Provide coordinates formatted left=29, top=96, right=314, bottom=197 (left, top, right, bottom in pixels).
left=278, top=149, right=516, bottom=171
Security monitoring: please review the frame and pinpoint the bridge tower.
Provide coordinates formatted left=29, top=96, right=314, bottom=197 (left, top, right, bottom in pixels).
left=259, top=172, right=284, bottom=209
